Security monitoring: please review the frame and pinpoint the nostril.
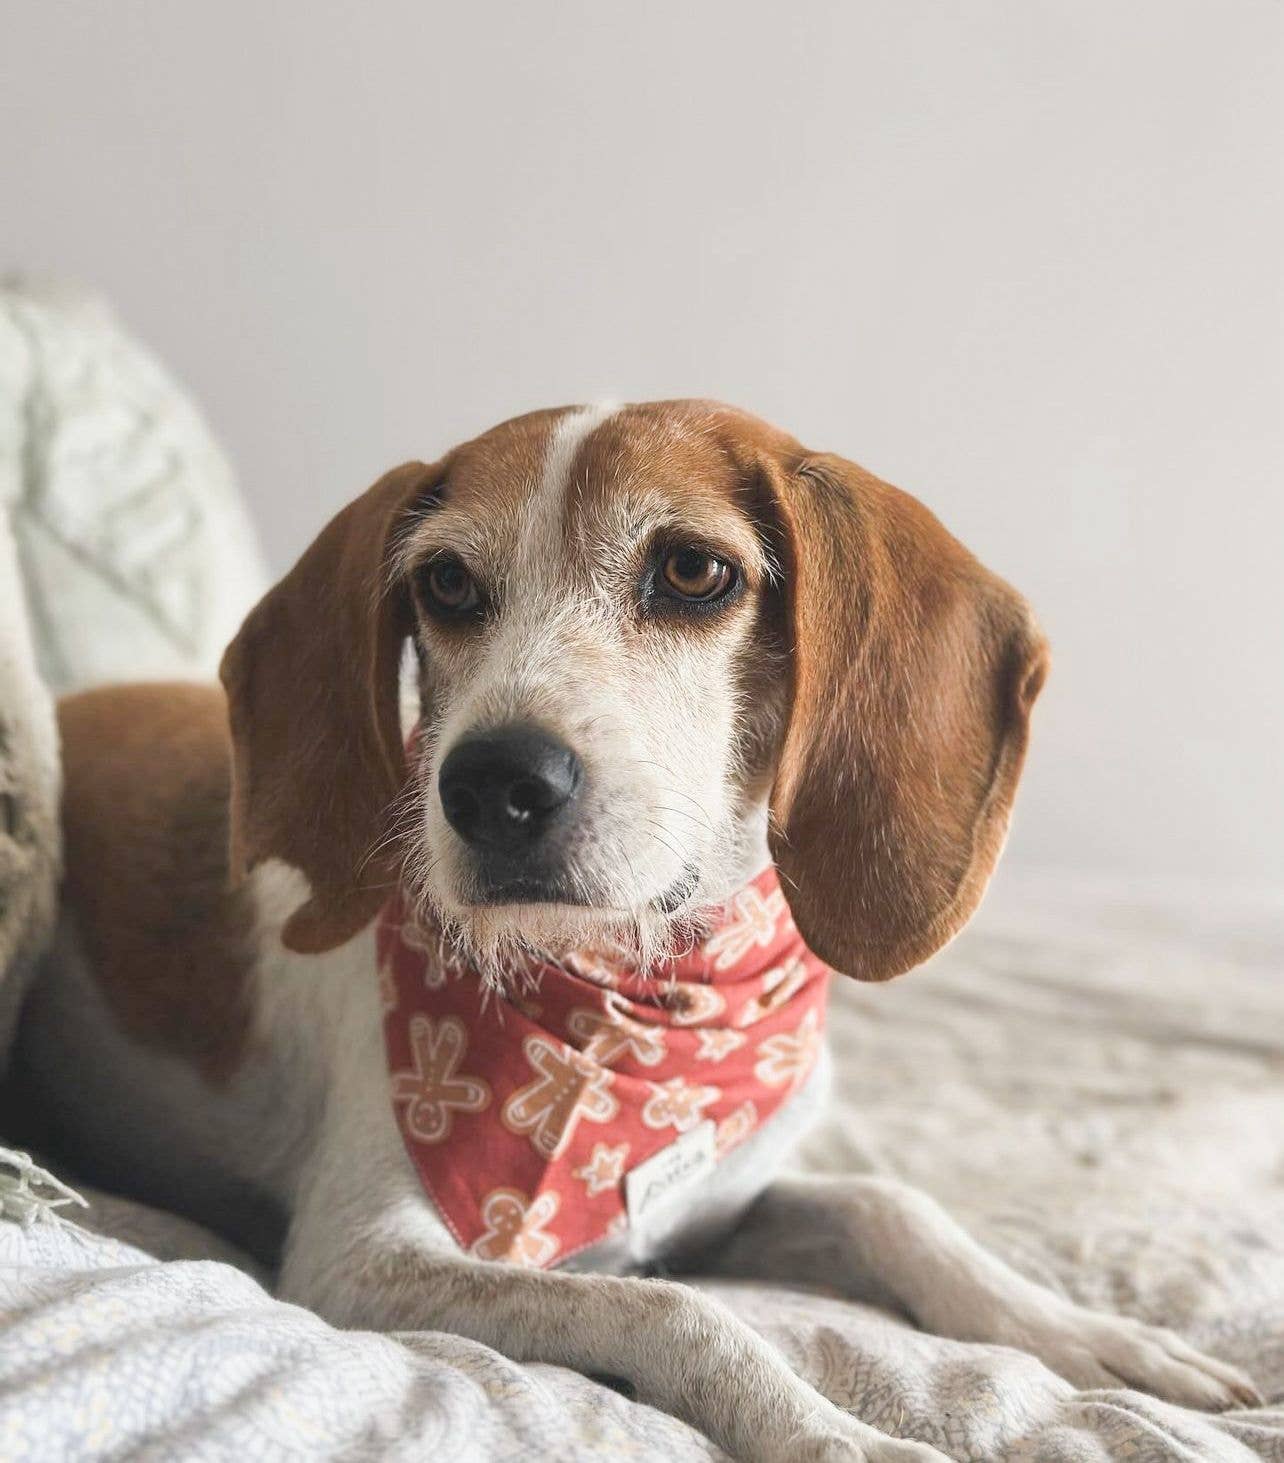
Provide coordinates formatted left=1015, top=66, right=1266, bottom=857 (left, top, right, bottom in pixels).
left=439, top=779, right=481, bottom=833
left=507, top=776, right=557, bottom=820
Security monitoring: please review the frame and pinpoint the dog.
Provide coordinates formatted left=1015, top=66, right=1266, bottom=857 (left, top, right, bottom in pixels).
left=14, top=401, right=1259, bottom=1461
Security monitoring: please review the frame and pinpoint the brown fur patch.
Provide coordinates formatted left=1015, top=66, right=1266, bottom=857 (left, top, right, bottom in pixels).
left=221, top=460, right=446, bottom=953
left=438, top=406, right=570, bottom=518
left=59, top=682, right=255, bottom=1082
left=566, top=402, right=792, bottom=579
left=760, top=451, right=1049, bottom=979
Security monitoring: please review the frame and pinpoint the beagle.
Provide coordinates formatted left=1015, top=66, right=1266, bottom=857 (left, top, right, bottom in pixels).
left=15, top=402, right=1259, bottom=1462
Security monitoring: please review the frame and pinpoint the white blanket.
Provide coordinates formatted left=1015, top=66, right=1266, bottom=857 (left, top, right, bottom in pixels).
left=2, top=871, right=1281, bottom=1461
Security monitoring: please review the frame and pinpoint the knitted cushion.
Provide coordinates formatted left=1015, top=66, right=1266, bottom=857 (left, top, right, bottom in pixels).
left=0, top=279, right=267, bottom=694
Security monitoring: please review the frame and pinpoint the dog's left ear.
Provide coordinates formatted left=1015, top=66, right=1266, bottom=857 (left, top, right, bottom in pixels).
left=761, top=451, right=1049, bottom=981
left=220, top=460, right=445, bottom=955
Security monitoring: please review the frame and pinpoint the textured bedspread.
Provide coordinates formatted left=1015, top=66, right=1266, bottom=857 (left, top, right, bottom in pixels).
left=2, top=872, right=1282, bottom=1461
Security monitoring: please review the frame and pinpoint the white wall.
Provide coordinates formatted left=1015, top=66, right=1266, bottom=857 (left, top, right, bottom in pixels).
left=5, top=1, right=1281, bottom=883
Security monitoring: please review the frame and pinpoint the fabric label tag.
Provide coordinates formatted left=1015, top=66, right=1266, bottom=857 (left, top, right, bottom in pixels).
left=625, top=1121, right=717, bottom=1224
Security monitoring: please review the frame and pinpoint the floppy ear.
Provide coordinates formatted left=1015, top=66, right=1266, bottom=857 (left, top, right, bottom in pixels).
left=763, top=452, right=1048, bottom=981
left=219, top=460, right=444, bottom=955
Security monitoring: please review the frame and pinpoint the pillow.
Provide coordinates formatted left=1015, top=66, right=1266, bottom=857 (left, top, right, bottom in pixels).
left=0, top=278, right=267, bottom=694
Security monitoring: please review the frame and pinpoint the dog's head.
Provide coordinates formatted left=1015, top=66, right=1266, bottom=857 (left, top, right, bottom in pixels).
left=221, top=401, right=1047, bottom=979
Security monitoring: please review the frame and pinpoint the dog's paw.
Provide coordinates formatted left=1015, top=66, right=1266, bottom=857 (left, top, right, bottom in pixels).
left=1013, top=1302, right=1262, bottom=1411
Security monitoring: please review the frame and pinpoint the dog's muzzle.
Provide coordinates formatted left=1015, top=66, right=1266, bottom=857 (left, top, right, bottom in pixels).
left=438, top=723, right=584, bottom=901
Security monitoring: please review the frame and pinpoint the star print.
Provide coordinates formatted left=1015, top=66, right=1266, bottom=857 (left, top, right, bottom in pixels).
left=696, top=1027, right=746, bottom=1062
left=573, top=1141, right=630, bottom=1197
left=641, top=1076, right=720, bottom=1133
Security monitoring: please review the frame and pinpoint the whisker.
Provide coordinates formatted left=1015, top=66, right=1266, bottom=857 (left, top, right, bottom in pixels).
left=651, top=803, right=716, bottom=835
left=641, top=825, right=685, bottom=867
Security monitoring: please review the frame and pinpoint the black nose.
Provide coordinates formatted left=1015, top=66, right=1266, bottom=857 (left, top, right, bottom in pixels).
left=438, top=726, right=582, bottom=853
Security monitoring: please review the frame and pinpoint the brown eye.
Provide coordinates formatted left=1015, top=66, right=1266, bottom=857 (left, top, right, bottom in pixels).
left=421, top=555, right=480, bottom=616
left=659, top=547, right=736, bottom=602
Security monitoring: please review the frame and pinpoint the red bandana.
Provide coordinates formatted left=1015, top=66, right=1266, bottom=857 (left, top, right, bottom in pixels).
left=377, top=867, right=830, bottom=1269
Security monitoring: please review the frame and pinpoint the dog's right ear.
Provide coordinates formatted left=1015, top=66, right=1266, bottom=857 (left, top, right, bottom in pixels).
left=760, top=450, right=1048, bottom=984
left=220, top=460, right=445, bottom=955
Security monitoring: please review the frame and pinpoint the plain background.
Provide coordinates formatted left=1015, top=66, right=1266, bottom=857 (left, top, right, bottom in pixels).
left=5, top=1, right=1281, bottom=886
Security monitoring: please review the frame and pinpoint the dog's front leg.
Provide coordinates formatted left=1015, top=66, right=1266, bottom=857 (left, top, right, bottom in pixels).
left=277, top=1153, right=947, bottom=1461
left=298, top=1246, right=953, bottom=1462
left=702, top=1175, right=1262, bottom=1411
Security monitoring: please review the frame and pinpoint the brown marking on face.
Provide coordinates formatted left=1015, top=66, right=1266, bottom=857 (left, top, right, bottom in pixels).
left=434, top=407, right=572, bottom=517
left=58, top=682, right=255, bottom=1082
left=409, top=408, right=575, bottom=574
left=565, top=403, right=779, bottom=581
